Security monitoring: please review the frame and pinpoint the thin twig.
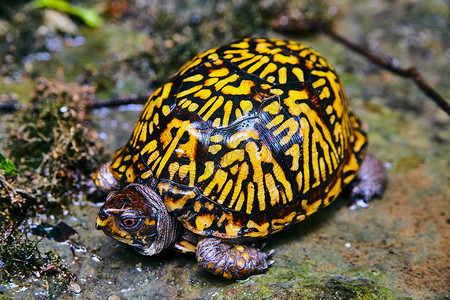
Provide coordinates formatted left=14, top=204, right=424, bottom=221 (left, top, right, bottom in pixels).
left=322, top=27, right=450, bottom=115
left=0, top=93, right=152, bottom=113
left=273, top=19, right=449, bottom=115
left=2, top=23, right=448, bottom=115
left=87, top=92, right=152, bottom=109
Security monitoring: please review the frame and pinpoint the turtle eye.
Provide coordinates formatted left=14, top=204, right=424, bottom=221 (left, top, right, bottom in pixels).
left=119, top=215, right=142, bottom=230
left=122, top=218, right=137, bottom=227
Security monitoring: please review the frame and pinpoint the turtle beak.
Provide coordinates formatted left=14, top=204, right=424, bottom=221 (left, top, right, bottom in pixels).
left=96, top=208, right=110, bottom=230
left=95, top=219, right=105, bottom=230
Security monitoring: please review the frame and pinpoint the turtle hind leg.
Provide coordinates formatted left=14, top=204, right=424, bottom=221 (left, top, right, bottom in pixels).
left=92, top=163, right=120, bottom=193
left=349, top=154, right=387, bottom=209
left=196, top=238, right=274, bottom=280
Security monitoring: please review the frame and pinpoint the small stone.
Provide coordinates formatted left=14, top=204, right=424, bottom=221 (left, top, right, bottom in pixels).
left=135, top=262, right=142, bottom=272
left=69, top=282, right=81, bottom=294
left=108, top=295, right=120, bottom=300
left=44, top=10, right=78, bottom=34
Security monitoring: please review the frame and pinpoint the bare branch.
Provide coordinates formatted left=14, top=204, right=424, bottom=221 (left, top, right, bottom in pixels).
left=273, top=20, right=450, bottom=115
left=87, top=93, right=152, bottom=109
left=323, top=28, right=449, bottom=115
left=0, top=92, right=152, bottom=113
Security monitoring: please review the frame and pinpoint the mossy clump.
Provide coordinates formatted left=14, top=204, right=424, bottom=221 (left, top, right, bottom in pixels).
left=316, top=276, right=391, bottom=299
left=0, top=221, right=72, bottom=285
left=0, top=77, right=108, bottom=283
left=2, top=78, right=108, bottom=218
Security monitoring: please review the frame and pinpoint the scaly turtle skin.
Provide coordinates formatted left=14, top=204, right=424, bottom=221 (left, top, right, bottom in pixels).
left=94, top=38, right=386, bottom=280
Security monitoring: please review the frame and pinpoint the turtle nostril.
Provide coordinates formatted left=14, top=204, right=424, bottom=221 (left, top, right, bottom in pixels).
left=98, top=209, right=109, bottom=220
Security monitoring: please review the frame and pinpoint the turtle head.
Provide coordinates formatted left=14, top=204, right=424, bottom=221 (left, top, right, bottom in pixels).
left=96, top=183, right=180, bottom=256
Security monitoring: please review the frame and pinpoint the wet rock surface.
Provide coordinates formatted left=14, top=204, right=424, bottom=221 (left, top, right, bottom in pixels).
left=0, top=0, right=448, bottom=298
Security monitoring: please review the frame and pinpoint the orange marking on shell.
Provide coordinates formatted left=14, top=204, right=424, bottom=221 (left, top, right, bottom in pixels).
left=323, top=177, right=341, bottom=207
left=184, top=74, right=203, bottom=82
left=245, top=220, right=270, bottom=237
left=320, top=86, right=331, bottom=99
left=222, top=80, right=255, bottom=96
left=202, top=96, right=224, bottom=122
left=230, top=41, right=250, bottom=49
left=285, top=144, right=300, bottom=171
left=273, top=53, right=299, bottom=65
left=259, top=62, right=278, bottom=78
left=209, top=67, right=229, bottom=77
left=238, top=55, right=263, bottom=69
left=203, top=169, right=228, bottom=197
left=160, top=183, right=197, bottom=212
left=155, top=119, right=190, bottom=178
left=177, top=85, right=203, bottom=98
left=204, top=77, right=219, bottom=86
left=225, top=221, right=241, bottom=236
left=262, top=99, right=280, bottom=115
left=194, top=201, right=201, bottom=212
left=229, top=164, right=239, bottom=175
left=229, top=162, right=249, bottom=209
left=229, top=51, right=254, bottom=63
left=312, top=77, right=327, bottom=89
left=266, top=114, right=284, bottom=130
left=198, top=161, right=215, bottom=182
left=278, top=67, right=287, bottom=84
left=195, top=214, right=215, bottom=232
left=247, top=55, right=270, bottom=74
left=220, top=149, right=245, bottom=168
left=222, top=100, right=233, bottom=127
left=271, top=211, right=297, bottom=232
left=204, top=201, right=215, bottom=211
left=227, top=130, right=259, bottom=149
left=214, top=74, right=239, bottom=91
left=272, top=117, right=299, bottom=146
left=292, top=67, right=305, bottom=82
left=208, top=144, right=222, bottom=155
left=217, top=179, right=234, bottom=205
left=265, top=173, right=280, bottom=207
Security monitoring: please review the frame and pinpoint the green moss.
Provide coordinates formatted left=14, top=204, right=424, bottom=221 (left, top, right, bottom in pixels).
left=0, top=153, right=17, bottom=175
left=0, top=222, right=72, bottom=284
left=233, top=276, right=394, bottom=299
left=223, top=262, right=396, bottom=299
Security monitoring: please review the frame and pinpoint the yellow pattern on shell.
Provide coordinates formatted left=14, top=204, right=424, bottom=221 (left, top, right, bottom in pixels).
left=104, top=37, right=368, bottom=240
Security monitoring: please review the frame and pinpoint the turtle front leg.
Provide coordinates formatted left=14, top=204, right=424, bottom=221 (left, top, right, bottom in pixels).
left=196, top=238, right=273, bottom=280
left=349, top=154, right=387, bottom=209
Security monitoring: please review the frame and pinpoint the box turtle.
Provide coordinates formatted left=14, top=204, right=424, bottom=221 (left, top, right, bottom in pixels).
left=94, top=38, right=386, bottom=280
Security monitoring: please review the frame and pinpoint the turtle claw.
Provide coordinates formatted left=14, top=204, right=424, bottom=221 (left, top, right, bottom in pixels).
left=266, top=249, right=275, bottom=266
left=355, top=198, right=370, bottom=208
left=349, top=198, right=370, bottom=210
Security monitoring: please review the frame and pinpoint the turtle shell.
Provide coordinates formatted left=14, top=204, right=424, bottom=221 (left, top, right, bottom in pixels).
left=107, top=38, right=367, bottom=239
